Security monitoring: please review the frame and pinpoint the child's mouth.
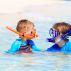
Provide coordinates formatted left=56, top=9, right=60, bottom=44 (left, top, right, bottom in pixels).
left=22, top=31, right=36, bottom=39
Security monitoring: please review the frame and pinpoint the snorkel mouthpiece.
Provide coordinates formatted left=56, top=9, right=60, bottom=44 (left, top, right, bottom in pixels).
left=47, top=38, right=55, bottom=43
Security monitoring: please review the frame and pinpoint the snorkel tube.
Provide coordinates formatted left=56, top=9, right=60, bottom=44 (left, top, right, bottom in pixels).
left=47, top=28, right=71, bottom=43
left=6, top=26, right=38, bottom=39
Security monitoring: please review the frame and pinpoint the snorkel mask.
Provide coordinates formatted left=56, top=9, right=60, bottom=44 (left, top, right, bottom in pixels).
left=49, top=28, right=60, bottom=38
left=47, top=28, right=60, bottom=43
left=47, top=28, right=71, bottom=43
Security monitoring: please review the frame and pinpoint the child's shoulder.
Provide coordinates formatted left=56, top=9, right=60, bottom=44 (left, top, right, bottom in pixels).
left=16, top=38, right=22, bottom=41
left=27, top=39, right=34, bottom=42
left=27, top=39, right=35, bottom=46
left=65, top=41, right=71, bottom=46
left=61, top=41, right=71, bottom=52
left=13, top=38, right=23, bottom=44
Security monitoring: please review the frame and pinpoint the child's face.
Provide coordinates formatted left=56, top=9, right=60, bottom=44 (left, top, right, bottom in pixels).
left=20, top=24, right=35, bottom=33
left=54, top=35, right=61, bottom=43
left=49, top=28, right=62, bottom=43
left=54, top=32, right=63, bottom=44
left=19, top=23, right=35, bottom=40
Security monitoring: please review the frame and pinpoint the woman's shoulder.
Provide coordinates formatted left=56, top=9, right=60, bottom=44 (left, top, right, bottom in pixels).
left=12, top=38, right=23, bottom=45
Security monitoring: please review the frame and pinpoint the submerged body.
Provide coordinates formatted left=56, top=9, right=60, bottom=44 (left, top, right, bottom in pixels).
left=6, top=19, right=40, bottom=54
left=47, top=22, right=71, bottom=53
left=6, top=38, right=40, bottom=54
left=47, top=40, right=71, bottom=52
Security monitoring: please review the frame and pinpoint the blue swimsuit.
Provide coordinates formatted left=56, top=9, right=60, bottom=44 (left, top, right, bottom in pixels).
left=46, top=41, right=71, bottom=52
left=47, top=44, right=61, bottom=52
left=6, top=38, right=40, bottom=53
left=61, top=41, right=71, bottom=52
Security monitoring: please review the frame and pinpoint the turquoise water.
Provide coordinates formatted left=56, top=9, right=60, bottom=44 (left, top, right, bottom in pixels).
left=0, top=14, right=71, bottom=71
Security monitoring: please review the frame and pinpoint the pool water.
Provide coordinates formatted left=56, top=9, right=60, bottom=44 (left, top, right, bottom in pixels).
left=0, top=52, right=71, bottom=71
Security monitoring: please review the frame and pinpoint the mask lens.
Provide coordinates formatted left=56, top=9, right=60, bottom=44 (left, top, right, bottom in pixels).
left=49, top=28, right=59, bottom=38
left=49, top=28, right=53, bottom=37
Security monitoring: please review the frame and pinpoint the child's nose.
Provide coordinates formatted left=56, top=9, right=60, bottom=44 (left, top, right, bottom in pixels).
left=25, top=27, right=28, bottom=32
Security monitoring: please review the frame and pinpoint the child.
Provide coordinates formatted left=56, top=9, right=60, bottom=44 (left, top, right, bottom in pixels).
left=6, top=19, right=40, bottom=54
left=47, top=22, right=71, bottom=52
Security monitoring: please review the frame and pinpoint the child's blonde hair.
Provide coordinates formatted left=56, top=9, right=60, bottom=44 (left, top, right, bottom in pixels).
left=16, top=19, right=34, bottom=32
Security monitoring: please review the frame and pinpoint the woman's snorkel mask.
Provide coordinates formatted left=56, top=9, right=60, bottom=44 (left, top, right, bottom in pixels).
left=47, top=28, right=71, bottom=43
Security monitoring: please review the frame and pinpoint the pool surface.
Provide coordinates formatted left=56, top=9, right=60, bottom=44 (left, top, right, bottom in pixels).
left=0, top=52, right=71, bottom=71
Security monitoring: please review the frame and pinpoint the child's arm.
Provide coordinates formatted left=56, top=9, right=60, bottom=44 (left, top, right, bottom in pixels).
left=46, top=44, right=61, bottom=52
left=32, top=45, right=41, bottom=51
left=6, top=39, right=21, bottom=54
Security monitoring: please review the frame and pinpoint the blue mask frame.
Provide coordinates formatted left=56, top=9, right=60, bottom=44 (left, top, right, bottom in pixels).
left=47, top=28, right=71, bottom=43
left=49, top=28, right=60, bottom=38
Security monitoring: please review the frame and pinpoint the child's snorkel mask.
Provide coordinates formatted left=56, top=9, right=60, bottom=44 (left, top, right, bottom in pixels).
left=47, top=28, right=60, bottom=43
left=47, top=28, right=71, bottom=43
left=49, top=28, right=60, bottom=38
left=6, top=26, right=38, bottom=39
